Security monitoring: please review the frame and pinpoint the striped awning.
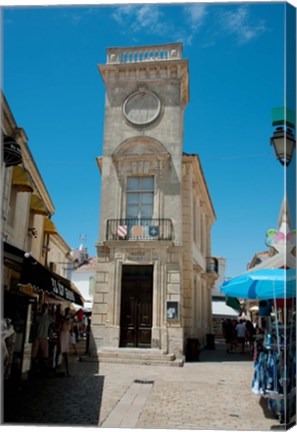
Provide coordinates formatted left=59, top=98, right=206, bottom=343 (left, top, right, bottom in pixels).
left=30, top=194, right=49, bottom=216
left=12, top=166, right=34, bottom=193
left=44, top=217, right=58, bottom=234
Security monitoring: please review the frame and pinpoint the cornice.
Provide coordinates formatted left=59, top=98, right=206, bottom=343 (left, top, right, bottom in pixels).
left=18, top=136, right=55, bottom=215
left=2, top=94, right=55, bottom=215
left=98, top=59, right=189, bottom=109
left=113, top=152, right=170, bottom=164
left=201, top=272, right=218, bottom=287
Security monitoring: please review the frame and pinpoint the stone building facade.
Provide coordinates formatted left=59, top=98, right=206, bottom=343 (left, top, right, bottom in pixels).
left=92, top=44, right=217, bottom=362
left=2, top=92, right=83, bottom=381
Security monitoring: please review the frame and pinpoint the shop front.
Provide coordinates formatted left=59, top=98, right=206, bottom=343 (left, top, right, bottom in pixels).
left=3, top=241, right=84, bottom=384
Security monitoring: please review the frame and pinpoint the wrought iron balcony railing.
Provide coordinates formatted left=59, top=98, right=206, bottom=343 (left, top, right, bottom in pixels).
left=106, top=219, right=173, bottom=241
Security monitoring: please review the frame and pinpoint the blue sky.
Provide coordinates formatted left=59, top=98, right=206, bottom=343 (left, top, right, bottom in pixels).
left=2, top=1, right=296, bottom=277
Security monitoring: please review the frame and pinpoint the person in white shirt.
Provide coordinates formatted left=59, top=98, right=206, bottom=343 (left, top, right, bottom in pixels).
left=235, top=319, right=246, bottom=353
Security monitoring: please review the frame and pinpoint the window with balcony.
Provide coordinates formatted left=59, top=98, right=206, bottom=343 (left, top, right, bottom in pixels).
left=106, top=174, right=172, bottom=241
left=126, top=176, right=154, bottom=218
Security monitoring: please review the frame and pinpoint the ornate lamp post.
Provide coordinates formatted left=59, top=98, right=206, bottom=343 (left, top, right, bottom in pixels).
left=270, top=127, right=296, bottom=166
left=3, top=135, right=23, bottom=167
left=270, top=107, right=296, bottom=166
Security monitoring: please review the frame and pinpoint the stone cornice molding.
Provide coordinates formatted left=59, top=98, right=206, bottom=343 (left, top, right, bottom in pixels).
left=113, top=135, right=170, bottom=157
left=98, top=240, right=173, bottom=251
left=21, top=142, right=55, bottom=215
left=99, top=59, right=187, bottom=82
left=50, top=231, right=72, bottom=254
left=201, top=272, right=218, bottom=287
left=99, top=61, right=189, bottom=109
left=2, top=94, right=55, bottom=215
left=193, top=263, right=203, bottom=273
left=114, top=153, right=170, bottom=163
left=112, top=136, right=171, bottom=181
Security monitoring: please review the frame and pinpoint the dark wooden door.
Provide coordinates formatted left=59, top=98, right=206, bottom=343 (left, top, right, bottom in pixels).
left=120, top=266, right=153, bottom=348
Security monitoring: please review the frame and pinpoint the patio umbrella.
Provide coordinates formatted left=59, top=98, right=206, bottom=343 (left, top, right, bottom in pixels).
left=220, top=268, right=296, bottom=300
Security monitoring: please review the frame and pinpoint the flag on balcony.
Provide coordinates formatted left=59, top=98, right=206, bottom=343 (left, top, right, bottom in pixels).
left=117, top=225, right=127, bottom=238
left=132, top=225, right=143, bottom=237
left=149, top=226, right=159, bottom=237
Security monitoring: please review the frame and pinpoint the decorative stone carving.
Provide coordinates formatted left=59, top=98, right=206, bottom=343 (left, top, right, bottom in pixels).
left=123, top=88, right=161, bottom=126
left=112, top=136, right=171, bottom=183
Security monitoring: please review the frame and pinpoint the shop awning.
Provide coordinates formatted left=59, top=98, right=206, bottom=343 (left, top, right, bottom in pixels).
left=12, top=166, right=34, bottom=193
left=3, top=242, right=84, bottom=306
left=44, top=217, right=58, bottom=234
left=30, top=194, right=49, bottom=216
left=212, top=300, right=240, bottom=318
left=19, top=255, right=84, bottom=306
left=225, top=296, right=241, bottom=310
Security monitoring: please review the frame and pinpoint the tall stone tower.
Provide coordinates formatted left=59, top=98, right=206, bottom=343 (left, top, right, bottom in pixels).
left=92, top=43, right=191, bottom=361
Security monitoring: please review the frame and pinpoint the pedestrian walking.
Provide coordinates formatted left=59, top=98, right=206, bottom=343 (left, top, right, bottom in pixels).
left=222, top=319, right=235, bottom=353
left=58, top=307, right=73, bottom=376
left=69, top=328, right=77, bottom=355
left=235, top=319, right=246, bottom=353
left=245, top=319, right=256, bottom=355
left=76, top=308, right=84, bottom=338
left=31, top=303, right=53, bottom=374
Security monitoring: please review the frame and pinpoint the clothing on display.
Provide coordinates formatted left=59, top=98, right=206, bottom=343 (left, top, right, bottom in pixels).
left=252, top=315, right=296, bottom=423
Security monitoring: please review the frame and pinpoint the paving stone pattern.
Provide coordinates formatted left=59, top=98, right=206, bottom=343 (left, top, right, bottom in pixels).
left=3, top=340, right=284, bottom=430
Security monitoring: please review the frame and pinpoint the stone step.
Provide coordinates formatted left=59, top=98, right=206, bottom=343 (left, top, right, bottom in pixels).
left=98, top=348, right=175, bottom=360
left=92, top=348, right=183, bottom=367
left=96, top=355, right=184, bottom=367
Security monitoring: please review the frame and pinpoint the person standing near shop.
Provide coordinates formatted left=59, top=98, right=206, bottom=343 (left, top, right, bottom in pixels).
left=58, top=307, right=72, bottom=376
left=76, top=308, right=84, bottom=339
left=32, top=303, right=53, bottom=374
left=236, top=319, right=247, bottom=354
left=222, top=319, right=235, bottom=353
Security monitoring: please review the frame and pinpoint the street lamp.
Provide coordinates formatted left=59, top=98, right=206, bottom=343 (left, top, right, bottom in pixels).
left=270, top=127, right=296, bottom=167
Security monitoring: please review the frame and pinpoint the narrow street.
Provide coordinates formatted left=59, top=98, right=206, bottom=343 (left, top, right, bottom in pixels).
left=2, top=338, right=287, bottom=430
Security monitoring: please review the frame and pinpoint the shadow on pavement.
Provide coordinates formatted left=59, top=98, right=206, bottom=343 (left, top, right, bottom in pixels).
left=3, top=353, right=103, bottom=426
left=198, top=339, right=254, bottom=363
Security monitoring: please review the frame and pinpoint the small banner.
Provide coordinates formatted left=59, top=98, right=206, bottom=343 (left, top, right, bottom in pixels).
left=117, top=225, right=127, bottom=238
left=132, top=225, right=143, bottom=237
left=149, top=226, right=159, bottom=237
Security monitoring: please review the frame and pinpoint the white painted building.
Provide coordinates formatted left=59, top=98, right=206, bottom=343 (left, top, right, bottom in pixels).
left=70, top=256, right=96, bottom=311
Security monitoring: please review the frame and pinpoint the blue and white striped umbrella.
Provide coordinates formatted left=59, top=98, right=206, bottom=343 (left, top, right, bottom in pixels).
left=220, top=268, right=296, bottom=300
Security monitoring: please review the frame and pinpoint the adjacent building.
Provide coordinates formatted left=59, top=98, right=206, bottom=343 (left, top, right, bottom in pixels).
left=244, top=196, right=296, bottom=320
left=2, top=92, right=84, bottom=382
left=70, top=243, right=96, bottom=311
left=91, top=43, right=218, bottom=363
left=211, top=257, right=240, bottom=337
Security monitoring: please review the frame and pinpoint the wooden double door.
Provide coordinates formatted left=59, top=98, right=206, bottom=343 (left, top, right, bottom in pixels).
left=120, top=265, right=153, bottom=348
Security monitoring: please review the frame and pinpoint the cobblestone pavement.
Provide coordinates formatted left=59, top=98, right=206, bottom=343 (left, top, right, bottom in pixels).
left=2, top=340, right=290, bottom=430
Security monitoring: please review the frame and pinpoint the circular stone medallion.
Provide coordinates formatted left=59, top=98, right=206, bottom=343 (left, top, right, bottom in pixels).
left=123, top=89, right=161, bottom=126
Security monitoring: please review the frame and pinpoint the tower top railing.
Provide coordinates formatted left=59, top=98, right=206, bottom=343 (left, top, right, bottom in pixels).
left=106, top=43, right=183, bottom=65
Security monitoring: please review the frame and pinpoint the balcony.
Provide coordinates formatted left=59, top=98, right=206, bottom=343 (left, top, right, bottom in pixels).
left=206, top=257, right=219, bottom=274
left=106, top=219, right=173, bottom=241
left=106, top=43, right=182, bottom=65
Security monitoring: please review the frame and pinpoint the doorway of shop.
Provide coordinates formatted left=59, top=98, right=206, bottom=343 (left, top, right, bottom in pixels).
left=120, top=265, right=153, bottom=348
